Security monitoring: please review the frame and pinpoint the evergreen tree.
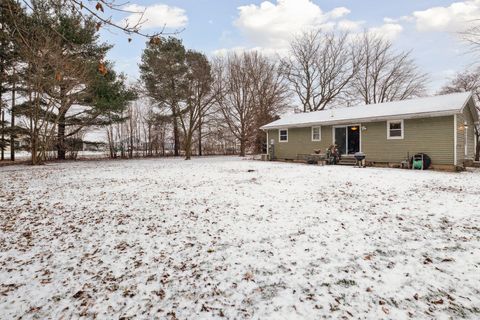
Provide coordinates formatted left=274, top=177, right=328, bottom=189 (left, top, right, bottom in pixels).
left=7, top=0, right=135, bottom=163
left=43, top=4, right=115, bottom=159
left=0, top=0, right=23, bottom=160
left=139, top=37, right=187, bottom=157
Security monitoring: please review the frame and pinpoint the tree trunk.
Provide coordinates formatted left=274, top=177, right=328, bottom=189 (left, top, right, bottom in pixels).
left=30, top=92, right=34, bottom=164
left=57, top=84, right=69, bottom=160
left=148, top=124, right=152, bottom=156
left=1, top=110, right=4, bottom=161
left=31, top=117, right=39, bottom=165
left=10, top=76, right=15, bottom=161
left=239, top=139, right=246, bottom=157
left=57, top=110, right=67, bottom=160
left=185, top=147, right=191, bottom=160
left=31, top=134, right=37, bottom=165
left=0, top=66, right=3, bottom=160
left=129, top=115, right=134, bottom=158
left=29, top=91, right=42, bottom=165
left=172, top=109, right=179, bottom=156
left=107, top=128, right=114, bottom=158
left=198, top=119, right=202, bottom=156
left=184, top=133, right=192, bottom=160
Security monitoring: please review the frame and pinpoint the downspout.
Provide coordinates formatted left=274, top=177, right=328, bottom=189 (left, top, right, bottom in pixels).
left=454, top=114, right=457, bottom=167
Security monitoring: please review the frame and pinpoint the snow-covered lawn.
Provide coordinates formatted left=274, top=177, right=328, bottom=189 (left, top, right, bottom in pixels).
left=1, top=157, right=479, bottom=319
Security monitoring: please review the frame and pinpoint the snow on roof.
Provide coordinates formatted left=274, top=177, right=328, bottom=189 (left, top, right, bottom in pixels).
left=261, top=92, right=473, bottom=129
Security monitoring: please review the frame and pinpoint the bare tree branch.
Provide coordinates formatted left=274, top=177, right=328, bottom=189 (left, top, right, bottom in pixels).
left=215, top=52, right=289, bottom=156
left=349, top=33, right=428, bottom=105
left=281, top=30, right=361, bottom=112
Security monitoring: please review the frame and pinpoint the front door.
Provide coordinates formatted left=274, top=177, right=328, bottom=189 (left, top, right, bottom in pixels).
left=334, top=125, right=360, bottom=155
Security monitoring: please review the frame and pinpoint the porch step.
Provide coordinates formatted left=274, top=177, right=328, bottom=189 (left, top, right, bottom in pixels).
left=338, top=156, right=357, bottom=166
left=338, top=160, right=356, bottom=165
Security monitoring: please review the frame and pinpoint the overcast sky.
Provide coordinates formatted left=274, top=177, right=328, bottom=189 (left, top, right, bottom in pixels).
left=100, top=0, right=480, bottom=93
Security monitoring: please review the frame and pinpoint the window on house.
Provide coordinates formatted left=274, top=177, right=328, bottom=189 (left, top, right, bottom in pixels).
left=387, top=120, right=404, bottom=139
left=279, top=129, right=288, bottom=142
left=312, top=126, right=321, bottom=141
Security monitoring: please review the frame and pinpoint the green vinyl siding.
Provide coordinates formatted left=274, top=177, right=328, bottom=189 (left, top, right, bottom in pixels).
left=268, top=126, right=332, bottom=160
left=268, top=115, right=456, bottom=165
left=362, top=116, right=454, bottom=165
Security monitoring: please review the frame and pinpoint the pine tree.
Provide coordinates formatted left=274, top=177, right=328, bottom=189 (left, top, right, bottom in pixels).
left=140, top=37, right=188, bottom=157
left=0, top=0, right=23, bottom=160
left=7, top=0, right=135, bottom=163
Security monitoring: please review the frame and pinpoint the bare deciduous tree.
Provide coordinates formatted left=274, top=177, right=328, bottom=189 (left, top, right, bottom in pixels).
left=214, top=53, right=255, bottom=156
left=461, top=21, right=480, bottom=51
left=250, top=52, right=290, bottom=152
left=350, top=33, right=428, bottom=105
left=178, top=51, right=215, bottom=160
left=215, top=52, right=288, bottom=156
left=282, top=30, right=361, bottom=112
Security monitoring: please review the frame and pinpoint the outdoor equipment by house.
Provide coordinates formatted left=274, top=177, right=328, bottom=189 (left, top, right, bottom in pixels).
left=411, top=153, right=432, bottom=170
left=412, top=154, right=424, bottom=170
left=326, top=145, right=340, bottom=165
left=354, top=152, right=366, bottom=168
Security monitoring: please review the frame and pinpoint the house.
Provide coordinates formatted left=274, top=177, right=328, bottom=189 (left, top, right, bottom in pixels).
left=261, top=92, right=479, bottom=170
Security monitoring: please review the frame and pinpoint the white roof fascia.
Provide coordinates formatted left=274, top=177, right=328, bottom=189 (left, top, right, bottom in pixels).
left=261, top=110, right=460, bottom=130
left=459, top=92, right=473, bottom=111
left=462, top=97, right=479, bottom=123
left=261, top=92, right=473, bottom=130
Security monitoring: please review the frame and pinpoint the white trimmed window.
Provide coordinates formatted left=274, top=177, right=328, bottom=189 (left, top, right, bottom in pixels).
left=387, top=120, right=404, bottom=139
left=311, top=126, right=321, bottom=141
left=279, top=129, right=288, bottom=142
